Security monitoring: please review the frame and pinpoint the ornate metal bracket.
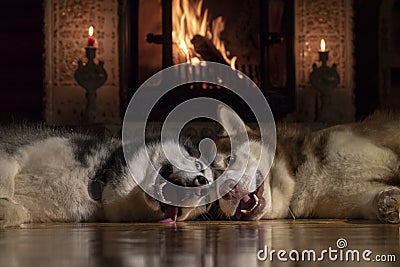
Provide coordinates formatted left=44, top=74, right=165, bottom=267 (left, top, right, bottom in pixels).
left=74, top=47, right=108, bottom=123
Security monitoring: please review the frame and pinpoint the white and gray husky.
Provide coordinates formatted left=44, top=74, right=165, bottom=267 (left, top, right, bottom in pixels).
left=0, top=125, right=213, bottom=227
left=213, top=106, right=400, bottom=223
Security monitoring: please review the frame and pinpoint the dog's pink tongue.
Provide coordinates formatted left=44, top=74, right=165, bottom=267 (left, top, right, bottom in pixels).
left=235, top=194, right=251, bottom=219
left=159, top=205, right=178, bottom=223
left=242, top=194, right=251, bottom=203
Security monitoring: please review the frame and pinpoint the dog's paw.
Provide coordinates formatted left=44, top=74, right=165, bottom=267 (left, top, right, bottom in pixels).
left=0, top=198, right=28, bottom=228
left=376, top=188, right=400, bottom=224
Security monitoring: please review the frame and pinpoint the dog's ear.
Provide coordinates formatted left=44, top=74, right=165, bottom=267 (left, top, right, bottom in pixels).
left=217, top=105, right=254, bottom=137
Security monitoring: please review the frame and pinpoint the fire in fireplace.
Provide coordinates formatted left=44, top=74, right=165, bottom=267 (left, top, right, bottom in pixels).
left=171, top=0, right=237, bottom=69
left=120, top=0, right=295, bottom=120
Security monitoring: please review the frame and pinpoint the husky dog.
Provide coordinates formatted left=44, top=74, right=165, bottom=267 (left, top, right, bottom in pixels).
left=0, top=125, right=213, bottom=227
left=212, top=106, right=400, bottom=223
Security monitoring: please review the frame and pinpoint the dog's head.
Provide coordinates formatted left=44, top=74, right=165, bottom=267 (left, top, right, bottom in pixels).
left=102, top=138, right=214, bottom=223
left=212, top=106, right=276, bottom=220
left=146, top=139, right=214, bottom=222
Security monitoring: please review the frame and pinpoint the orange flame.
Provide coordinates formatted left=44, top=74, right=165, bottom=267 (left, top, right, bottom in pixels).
left=172, top=0, right=236, bottom=68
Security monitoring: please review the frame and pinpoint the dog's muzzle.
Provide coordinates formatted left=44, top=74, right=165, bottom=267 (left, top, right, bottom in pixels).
left=157, top=163, right=210, bottom=222
left=220, top=170, right=266, bottom=220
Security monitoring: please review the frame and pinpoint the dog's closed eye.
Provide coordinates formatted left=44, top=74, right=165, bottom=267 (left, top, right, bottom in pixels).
left=224, top=155, right=235, bottom=166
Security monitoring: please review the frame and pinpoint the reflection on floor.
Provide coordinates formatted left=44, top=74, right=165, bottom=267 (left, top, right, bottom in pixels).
left=0, top=220, right=399, bottom=267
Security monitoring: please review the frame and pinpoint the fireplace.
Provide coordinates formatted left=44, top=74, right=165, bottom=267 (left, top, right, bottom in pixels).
left=119, top=0, right=295, bottom=121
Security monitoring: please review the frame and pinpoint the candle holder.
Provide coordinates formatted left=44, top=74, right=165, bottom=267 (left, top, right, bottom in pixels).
left=74, top=47, right=107, bottom=123
left=309, top=50, right=340, bottom=121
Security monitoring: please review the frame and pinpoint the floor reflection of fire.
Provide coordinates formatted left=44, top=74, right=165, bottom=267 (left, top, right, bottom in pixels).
left=172, top=0, right=237, bottom=69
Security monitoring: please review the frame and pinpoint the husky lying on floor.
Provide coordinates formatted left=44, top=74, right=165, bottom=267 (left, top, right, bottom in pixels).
left=212, top=106, right=400, bottom=223
left=0, top=125, right=213, bottom=227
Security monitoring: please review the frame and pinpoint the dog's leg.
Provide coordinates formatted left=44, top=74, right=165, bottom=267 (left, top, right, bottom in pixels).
left=0, top=154, right=20, bottom=199
left=0, top=198, right=29, bottom=228
left=374, top=187, right=400, bottom=224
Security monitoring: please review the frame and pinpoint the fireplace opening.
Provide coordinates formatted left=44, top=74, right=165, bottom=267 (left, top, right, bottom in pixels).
left=120, top=0, right=295, bottom=121
left=147, top=82, right=258, bottom=122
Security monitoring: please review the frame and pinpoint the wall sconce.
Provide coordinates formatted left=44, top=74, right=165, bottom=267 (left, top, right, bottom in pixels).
left=309, top=39, right=340, bottom=120
left=74, top=26, right=108, bottom=124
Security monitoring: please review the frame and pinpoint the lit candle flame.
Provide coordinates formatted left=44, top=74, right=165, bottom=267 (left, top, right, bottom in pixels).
left=88, top=26, right=94, bottom=37
left=320, top=39, right=326, bottom=52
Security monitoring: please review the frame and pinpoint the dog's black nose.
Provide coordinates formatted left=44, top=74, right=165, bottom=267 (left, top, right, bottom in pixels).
left=194, top=175, right=210, bottom=196
left=194, top=175, right=209, bottom=186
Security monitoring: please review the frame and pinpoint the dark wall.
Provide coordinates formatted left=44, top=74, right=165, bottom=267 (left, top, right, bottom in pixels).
left=354, top=0, right=382, bottom=119
left=0, top=1, right=44, bottom=122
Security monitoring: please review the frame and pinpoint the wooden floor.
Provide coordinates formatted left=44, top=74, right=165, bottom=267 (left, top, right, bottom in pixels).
left=0, top=220, right=399, bottom=267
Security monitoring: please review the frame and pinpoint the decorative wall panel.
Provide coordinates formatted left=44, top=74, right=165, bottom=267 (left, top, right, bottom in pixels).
left=294, top=0, right=354, bottom=122
left=44, top=0, right=120, bottom=125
